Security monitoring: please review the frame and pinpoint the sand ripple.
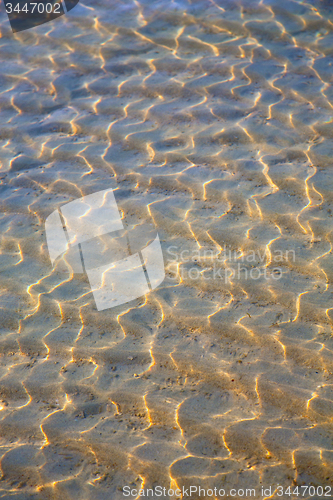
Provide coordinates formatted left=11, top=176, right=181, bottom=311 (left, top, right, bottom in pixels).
left=0, top=0, right=333, bottom=497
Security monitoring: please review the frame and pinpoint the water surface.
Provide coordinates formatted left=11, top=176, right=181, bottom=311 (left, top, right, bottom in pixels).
left=0, top=0, right=333, bottom=498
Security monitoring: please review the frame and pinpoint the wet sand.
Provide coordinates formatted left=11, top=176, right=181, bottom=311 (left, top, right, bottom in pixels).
left=0, top=0, right=333, bottom=498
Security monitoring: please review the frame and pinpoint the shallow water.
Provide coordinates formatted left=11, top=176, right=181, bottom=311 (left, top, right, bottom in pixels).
left=0, top=0, right=333, bottom=498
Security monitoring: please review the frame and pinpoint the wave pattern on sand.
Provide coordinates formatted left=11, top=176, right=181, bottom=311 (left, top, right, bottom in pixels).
left=0, top=0, right=333, bottom=498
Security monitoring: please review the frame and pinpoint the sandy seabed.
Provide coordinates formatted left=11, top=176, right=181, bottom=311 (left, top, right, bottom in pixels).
left=0, top=0, right=333, bottom=498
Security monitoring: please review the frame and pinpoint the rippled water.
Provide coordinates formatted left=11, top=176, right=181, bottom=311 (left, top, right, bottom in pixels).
left=1, top=0, right=333, bottom=498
